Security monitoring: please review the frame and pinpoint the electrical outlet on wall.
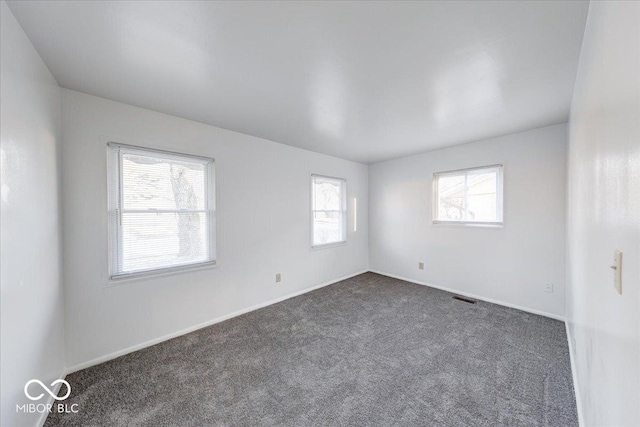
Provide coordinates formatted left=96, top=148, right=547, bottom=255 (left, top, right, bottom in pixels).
left=275, top=273, right=281, bottom=283
left=418, top=262, right=424, bottom=270
left=544, top=283, right=554, bottom=293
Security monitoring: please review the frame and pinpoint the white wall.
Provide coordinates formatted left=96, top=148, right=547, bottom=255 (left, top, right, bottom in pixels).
left=567, top=1, right=640, bottom=426
left=369, top=124, right=567, bottom=318
left=0, top=2, right=66, bottom=426
left=60, top=89, right=368, bottom=369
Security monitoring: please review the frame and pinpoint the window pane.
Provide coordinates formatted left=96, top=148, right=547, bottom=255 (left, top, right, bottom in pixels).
left=437, top=175, right=465, bottom=220
left=313, top=177, right=342, bottom=211
left=122, top=153, right=206, bottom=210
left=466, top=170, right=497, bottom=221
left=313, top=211, right=343, bottom=245
left=120, top=212, right=209, bottom=273
left=467, top=171, right=496, bottom=196
left=434, top=166, right=502, bottom=224
left=466, top=194, right=497, bottom=221
left=311, top=175, right=346, bottom=246
left=109, top=144, right=216, bottom=278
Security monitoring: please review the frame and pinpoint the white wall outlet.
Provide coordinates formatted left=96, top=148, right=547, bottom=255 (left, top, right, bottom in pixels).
left=275, top=273, right=281, bottom=283
left=544, top=283, right=554, bottom=293
left=611, top=250, right=622, bottom=295
left=418, top=262, right=424, bottom=270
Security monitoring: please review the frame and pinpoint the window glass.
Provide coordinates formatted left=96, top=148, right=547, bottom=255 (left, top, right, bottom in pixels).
left=434, top=165, right=503, bottom=225
left=312, top=175, right=347, bottom=247
left=108, top=144, right=216, bottom=278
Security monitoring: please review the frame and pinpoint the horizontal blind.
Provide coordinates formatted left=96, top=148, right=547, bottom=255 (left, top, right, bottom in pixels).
left=312, top=174, right=347, bottom=246
left=108, top=143, right=216, bottom=278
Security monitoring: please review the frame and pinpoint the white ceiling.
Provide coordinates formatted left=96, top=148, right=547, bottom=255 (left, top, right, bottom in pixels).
left=7, top=1, right=589, bottom=164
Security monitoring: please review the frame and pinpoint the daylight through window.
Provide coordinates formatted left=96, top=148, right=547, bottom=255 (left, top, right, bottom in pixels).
left=433, top=165, right=503, bottom=225
left=108, top=143, right=216, bottom=278
left=311, top=175, right=347, bottom=247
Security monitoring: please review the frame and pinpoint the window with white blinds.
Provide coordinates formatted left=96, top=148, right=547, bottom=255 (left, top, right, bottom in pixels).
left=107, top=143, right=216, bottom=279
left=433, top=164, right=503, bottom=226
left=311, top=174, right=347, bottom=247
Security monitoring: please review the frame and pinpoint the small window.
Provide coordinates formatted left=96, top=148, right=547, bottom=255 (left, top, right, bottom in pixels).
left=433, top=165, right=503, bottom=226
left=107, top=143, right=216, bottom=279
left=311, top=174, right=347, bottom=247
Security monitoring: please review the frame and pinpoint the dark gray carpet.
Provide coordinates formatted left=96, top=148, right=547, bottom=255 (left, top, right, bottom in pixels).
left=45, top=273, right=577, bottom=426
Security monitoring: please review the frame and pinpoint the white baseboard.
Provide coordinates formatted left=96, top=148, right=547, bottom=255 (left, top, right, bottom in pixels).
left=35, top=367, right=67, bottom=427
left=369, top=270, right=565, bottom=321
left=65, top=269, right=368, bottom=375
left=565, top=321, right=584, bottom=427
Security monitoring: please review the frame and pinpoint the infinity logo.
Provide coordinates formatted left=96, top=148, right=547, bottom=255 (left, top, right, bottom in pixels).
left=24, top=379, right=71, bottom=401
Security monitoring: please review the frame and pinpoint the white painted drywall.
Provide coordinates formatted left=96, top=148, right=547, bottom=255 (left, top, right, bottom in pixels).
left=369, top=124, right=567, bottom=318
left=60, top=89, right=368, bottom=369
left=0, top=2, right=66, bottom=426
left=566, top=1, right=640, bottom=426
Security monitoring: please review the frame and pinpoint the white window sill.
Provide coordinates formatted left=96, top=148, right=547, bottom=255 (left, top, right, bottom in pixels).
left=105, top=261, right=217, bottom=287
left=432, top=221, right=503, bottom=229
left=311, top=241, right=347, bottom=251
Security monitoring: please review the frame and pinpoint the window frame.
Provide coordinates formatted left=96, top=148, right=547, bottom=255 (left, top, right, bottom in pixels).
left=107, top=142, right=216, bottom=281
left=310, top=174, right=347, bottom=249
left=432, top=164, right=504, bottom=227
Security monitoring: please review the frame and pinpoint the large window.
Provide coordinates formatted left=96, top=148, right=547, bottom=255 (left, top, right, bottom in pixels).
left=433, top=165, right=503, bottom=226
left=311, top=174, right=347, bottom=248
left=107, top=143, right=216, bottom=279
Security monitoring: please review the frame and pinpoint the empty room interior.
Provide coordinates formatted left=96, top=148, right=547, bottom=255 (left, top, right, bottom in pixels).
left=1, top=1, right=639, bottom=426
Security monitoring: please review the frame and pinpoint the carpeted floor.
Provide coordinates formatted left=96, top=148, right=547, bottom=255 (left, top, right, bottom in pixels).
left=45, top=273, right=577, bottom=426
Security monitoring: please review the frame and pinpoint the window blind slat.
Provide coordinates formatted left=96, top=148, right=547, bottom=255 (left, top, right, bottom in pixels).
left=108, top=144, right=216, bottom=278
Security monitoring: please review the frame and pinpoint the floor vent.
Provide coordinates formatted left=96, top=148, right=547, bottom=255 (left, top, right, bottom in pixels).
left=453, top=295, right=476, bottom=304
